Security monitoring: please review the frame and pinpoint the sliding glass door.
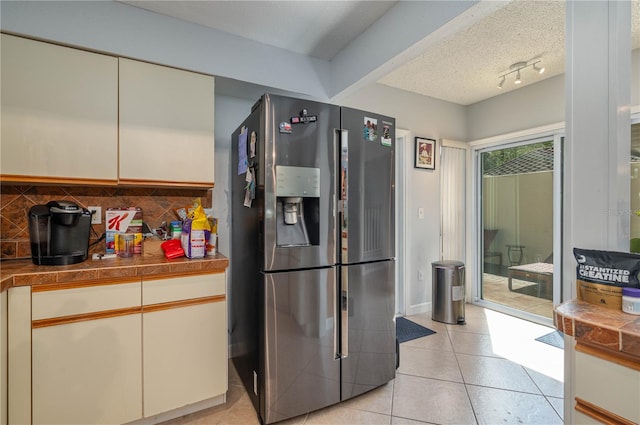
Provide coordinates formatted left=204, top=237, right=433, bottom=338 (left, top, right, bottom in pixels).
left=477, top=135, right=562, bottom=322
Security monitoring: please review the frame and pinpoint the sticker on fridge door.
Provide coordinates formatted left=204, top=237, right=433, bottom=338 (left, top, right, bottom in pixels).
left=279, top=122, right=292, bottom=134
left=250, top=131, right=257, bottom=158
left=244, top=167, right=254, bottom=208
left=363, top=117, right=377, bottom=142
left=381, top=123, right=392, bottom=147
left=238, top=127, right=248, bottom=175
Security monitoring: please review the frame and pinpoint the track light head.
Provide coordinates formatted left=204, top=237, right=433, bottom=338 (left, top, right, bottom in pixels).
left=514, top=70, right=522, bottom=84
left=533, top=62, right=545, bottom=74
left=497, top=76, right=505, bottom=89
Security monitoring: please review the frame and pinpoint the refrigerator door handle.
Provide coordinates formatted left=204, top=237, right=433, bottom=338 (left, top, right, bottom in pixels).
left=340, top=272, right=348, bottom=359
left=339, top=129, right=349, bottom=264
left=333, top=129, right=339, bottom=222
left=333, top=274, right=340, bottom=360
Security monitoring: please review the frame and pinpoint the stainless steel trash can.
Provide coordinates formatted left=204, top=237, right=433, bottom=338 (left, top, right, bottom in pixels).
left=432, top=260, right=465, bottom=325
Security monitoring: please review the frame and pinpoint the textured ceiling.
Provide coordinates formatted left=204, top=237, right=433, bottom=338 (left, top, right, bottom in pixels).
left=120, top=0, right=639, bottom=106
left=380, top=0, right=640, bottom=105
left=378, top=1, right=566, bottom=105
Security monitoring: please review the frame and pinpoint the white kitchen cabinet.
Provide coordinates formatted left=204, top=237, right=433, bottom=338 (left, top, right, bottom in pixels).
left=567, top=339, right=640, bottom=424
left=0, top=290, right=6, bottom=425
left=119, top=58, right=215, bottom=187
left=7, top=287, right=30, bottom=425
left=575, top=349, right=640, bottom=422
left=0, top=34, right=118, bottom=184
left=142, top=272, right=227, bottom=417
left=31, top=281, right=142, bottom=425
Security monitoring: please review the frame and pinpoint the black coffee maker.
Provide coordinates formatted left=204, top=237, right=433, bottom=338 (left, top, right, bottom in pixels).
left=28, top=201, right=92, bottom=265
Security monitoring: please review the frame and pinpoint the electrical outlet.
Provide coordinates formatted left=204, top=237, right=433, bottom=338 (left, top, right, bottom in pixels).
left=418, top=207, right=424, bottom=219
left=88, top=206, right=102, bottom=224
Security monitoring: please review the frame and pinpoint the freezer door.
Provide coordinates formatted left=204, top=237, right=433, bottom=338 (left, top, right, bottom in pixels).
left=261, top=267, right=340, bottom=424
left=340, top=108, right=395, bottom=264
left=262, top=94, right=339, bottom=272
left=340, top=260, right=396, bottom=401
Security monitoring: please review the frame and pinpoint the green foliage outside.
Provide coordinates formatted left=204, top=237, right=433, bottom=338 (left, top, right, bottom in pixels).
left=482, top=140, right=553, bottom=175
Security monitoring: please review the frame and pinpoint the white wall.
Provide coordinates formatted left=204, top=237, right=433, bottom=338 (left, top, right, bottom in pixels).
left=467, top=48, right=637, bottom=142
left=633, top=49, right=640, bottom=106
left=212, top=95, right=255, bottom=258
left=0, top=0, right=331, bottom=99
left=467, top=75, right=565, bottom=141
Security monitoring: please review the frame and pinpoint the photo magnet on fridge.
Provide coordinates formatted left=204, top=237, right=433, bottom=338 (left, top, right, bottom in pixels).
left=364, top=116, right=378, bottom=142
left=381, top=123, right=392, bottom=147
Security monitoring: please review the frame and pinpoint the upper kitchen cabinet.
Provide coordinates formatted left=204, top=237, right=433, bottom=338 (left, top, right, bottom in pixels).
left=119, top=58, right=215, bottom=187
left=0, top=34, right=118, bottom=185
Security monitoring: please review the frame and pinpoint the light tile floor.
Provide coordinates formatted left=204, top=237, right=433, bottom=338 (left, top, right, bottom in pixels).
left=162, top=304, right=564, bottom=425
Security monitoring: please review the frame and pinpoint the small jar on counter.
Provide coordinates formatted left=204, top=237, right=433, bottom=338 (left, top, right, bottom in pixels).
left=170, top=221, right=182, bottom=239
left=622, top=287, right=640, bottom=315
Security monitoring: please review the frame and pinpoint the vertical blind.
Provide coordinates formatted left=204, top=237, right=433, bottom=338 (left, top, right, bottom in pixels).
left=440, top=144, right=466, bottom=262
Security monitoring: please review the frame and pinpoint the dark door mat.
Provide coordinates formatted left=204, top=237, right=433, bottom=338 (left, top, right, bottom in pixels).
left=535, top=330, right=564, bottom=349
left=396, top=317, right=436, bottom=343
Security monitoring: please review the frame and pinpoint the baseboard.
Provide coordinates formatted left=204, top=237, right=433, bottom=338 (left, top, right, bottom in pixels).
left=406, top=302, right=430, bottom=316
left=125, top=394, right=226, bottom=425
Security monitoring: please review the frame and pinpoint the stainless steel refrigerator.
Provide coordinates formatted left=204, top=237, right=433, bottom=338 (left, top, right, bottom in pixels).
left=230, top=94, right=396, bottom=424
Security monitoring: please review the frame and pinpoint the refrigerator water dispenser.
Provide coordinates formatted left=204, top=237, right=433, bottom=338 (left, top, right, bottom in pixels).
left=275, top=165, right=320, bottom=247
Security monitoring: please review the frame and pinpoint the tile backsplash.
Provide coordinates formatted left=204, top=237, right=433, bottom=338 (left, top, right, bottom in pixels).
left=0, top=185, right=212, bottom=260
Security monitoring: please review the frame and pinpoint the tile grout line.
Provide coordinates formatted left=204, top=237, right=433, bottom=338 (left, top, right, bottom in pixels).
left=448, top=325, right=481, bottom=425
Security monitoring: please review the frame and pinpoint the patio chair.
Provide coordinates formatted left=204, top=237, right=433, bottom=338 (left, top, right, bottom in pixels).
left=507, top=253, right=553, bottom=299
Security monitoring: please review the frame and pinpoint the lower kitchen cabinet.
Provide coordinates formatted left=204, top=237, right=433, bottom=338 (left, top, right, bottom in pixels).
left=573, top=346, right=640, bottom=424
left=4, top=270, right=227, bottom=424
left=142, top=273, right=228, bottom=417
left=32, top=315, right=143, bottom=425
left=31, top=280, right=143, bottom=425
left=565, top=338, right=640, bottom=424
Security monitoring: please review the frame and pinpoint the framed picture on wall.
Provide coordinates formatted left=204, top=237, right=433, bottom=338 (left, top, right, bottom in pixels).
left=415, top=137, right=436, bottom=170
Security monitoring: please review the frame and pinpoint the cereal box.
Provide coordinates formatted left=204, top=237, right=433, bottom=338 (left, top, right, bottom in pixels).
left=105, top=207, right=143, bottom=255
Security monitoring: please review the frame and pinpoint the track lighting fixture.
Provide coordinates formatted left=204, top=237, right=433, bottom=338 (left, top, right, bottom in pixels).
left=497, top=60, right=544, bottom=88
left=533, top=62, right=545, bottom=74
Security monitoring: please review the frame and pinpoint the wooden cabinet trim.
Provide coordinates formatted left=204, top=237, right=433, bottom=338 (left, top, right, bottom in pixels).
left=576, top=341, right=640, bottom=372
left=142, top=270, right=225, bottom=282
left=575, top=397, right=638, bottom=425
left=32, top=277, right=141, bottom=292
left=118, top=178, right=214, bottom=189
left=32, top=295, right=225, bottom=328
left=143, top=295, right=225, bottom=314
left=32, top=306, right=142, bottom=329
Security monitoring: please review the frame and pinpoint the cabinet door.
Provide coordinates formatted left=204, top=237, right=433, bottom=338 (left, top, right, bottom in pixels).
left=574, top=349, right=640, bottom=422
left=119, top=58, right=215, bottom=186
left=0, top=34, right=118, bottom=183
left=32, top=315, right=142, bottom=425
left=143, top=273, right=227, bottom=417
left=31, top=281, right=142, bottom=425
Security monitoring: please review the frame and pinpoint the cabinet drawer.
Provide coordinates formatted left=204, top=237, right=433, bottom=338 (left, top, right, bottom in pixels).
left=32, top=281, right=141, bottom=320
left=575, top=350, right=640, bottom=422
left=143, top=273, right=225, bottom=305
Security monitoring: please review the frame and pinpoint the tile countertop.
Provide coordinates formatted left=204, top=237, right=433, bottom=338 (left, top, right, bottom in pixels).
left=554, top=299, right=640, bottom=361
left=0, top=239, right=229, bottom=292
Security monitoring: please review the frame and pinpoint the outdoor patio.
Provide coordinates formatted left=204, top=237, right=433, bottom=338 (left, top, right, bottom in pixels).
left=482, top=273, right=554, bottom=319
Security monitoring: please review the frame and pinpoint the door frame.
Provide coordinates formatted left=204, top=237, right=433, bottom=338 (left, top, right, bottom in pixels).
left=395, top=129, right=410, bottom=316
left=469, top=123, right=564, bottom=325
